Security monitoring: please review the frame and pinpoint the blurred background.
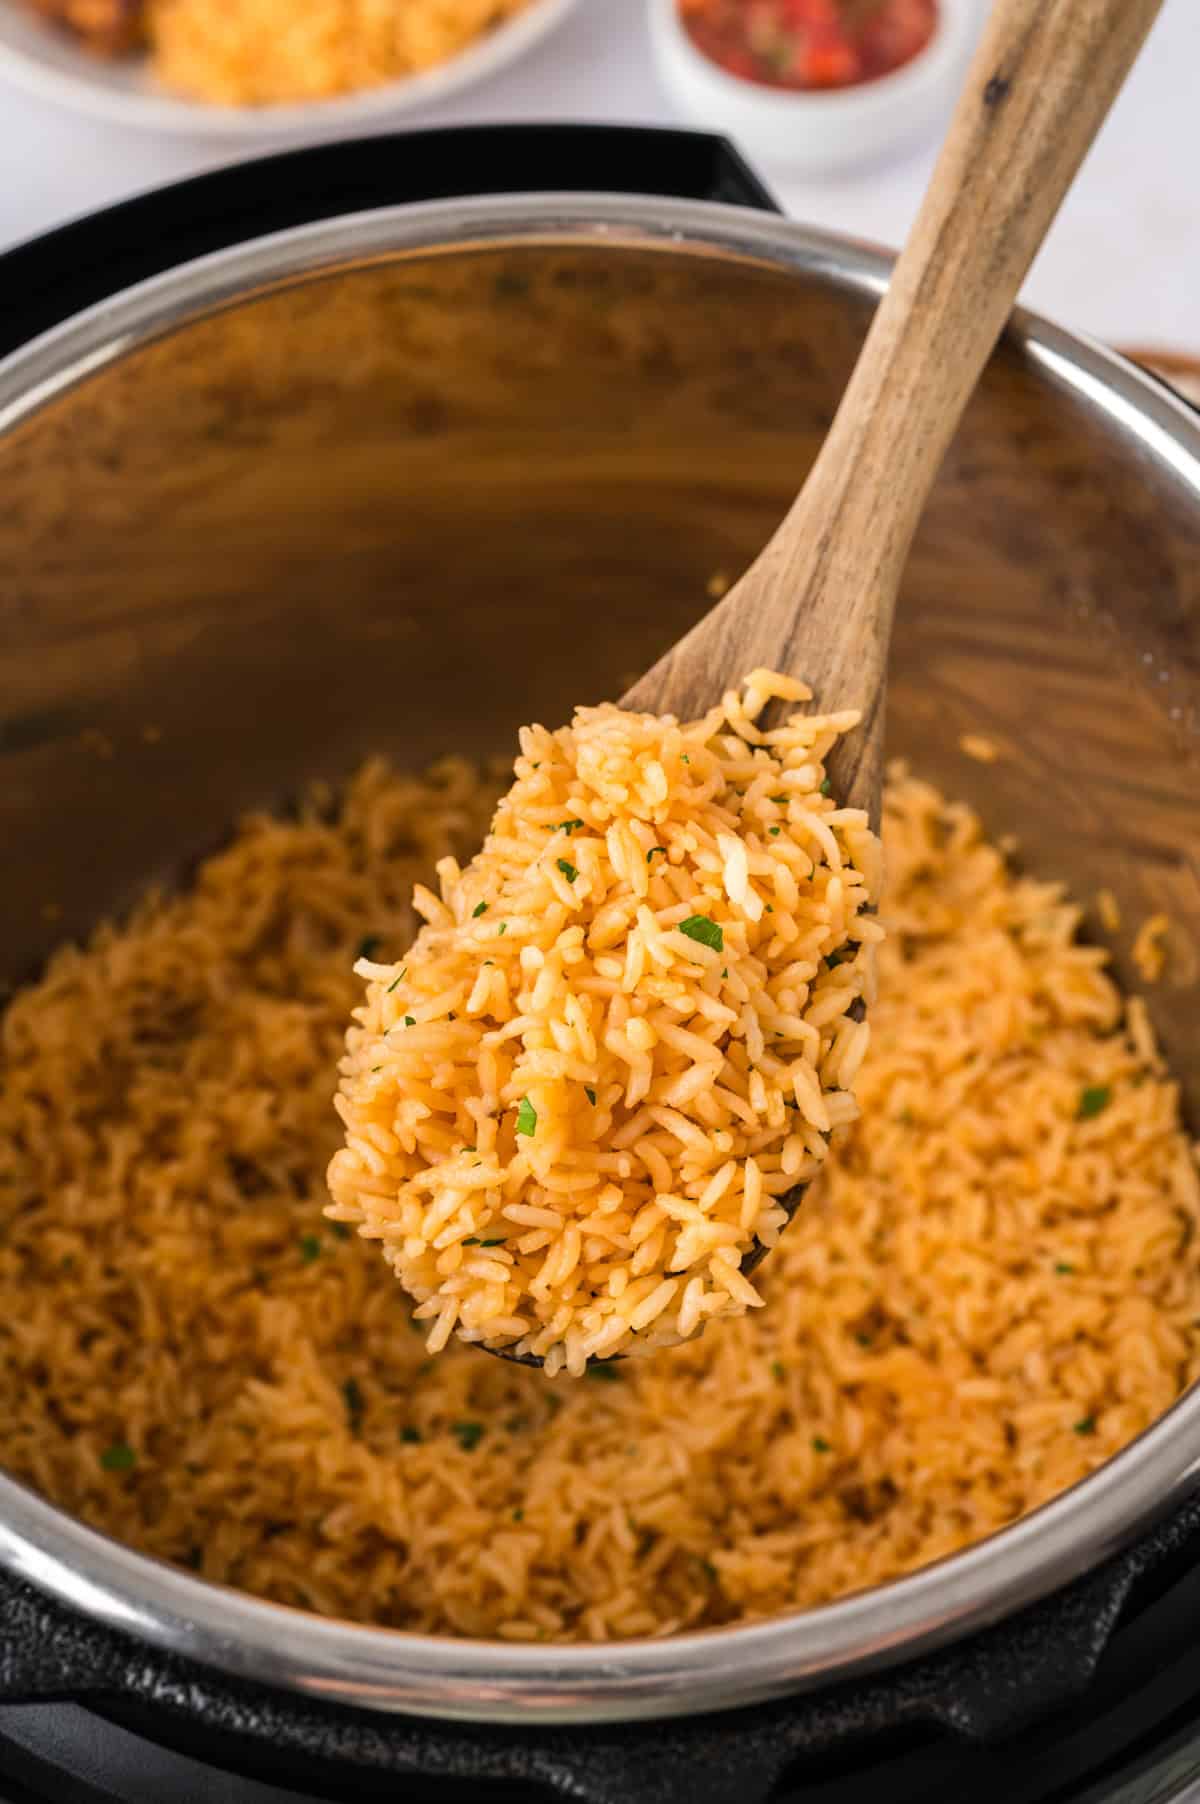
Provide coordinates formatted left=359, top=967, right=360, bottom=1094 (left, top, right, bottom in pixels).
left=0, top=0, right=1196, bottom=352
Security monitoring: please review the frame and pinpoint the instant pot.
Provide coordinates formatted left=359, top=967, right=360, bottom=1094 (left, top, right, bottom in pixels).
left=1, top=123, right=1199, bottom=1804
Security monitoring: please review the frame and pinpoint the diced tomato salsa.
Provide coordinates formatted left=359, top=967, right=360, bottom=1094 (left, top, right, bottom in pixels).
left=679, top=0, right=938, bottom=90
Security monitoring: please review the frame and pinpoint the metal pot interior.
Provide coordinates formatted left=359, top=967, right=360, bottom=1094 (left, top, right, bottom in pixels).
left=0, top=198, right=1198, bottom=1722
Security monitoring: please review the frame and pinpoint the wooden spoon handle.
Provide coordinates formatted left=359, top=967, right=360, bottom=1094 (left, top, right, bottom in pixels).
left=625, top=0, right=1163, bottom=813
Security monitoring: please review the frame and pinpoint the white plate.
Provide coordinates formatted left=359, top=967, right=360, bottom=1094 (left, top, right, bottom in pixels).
left=0, top=0, right=579, bottom=137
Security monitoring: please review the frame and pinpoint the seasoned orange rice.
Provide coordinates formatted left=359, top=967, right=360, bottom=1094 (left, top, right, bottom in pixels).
left=149, top=0, right=536, bottom=106
left=0, top=753, right=1197, bottom=1640
left=328, top=673, right=882, bottom=1374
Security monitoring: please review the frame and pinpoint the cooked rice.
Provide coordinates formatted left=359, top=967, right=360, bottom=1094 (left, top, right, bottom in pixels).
left=1133, top=912, right=1170, bottom=983
left=1097, top=887, right=1122, bottom=933
left=327, top=673, right=882, bottom=1374
left=1, top=755, right=1197, bottom=1640
left=149, top=0, right=535, bottom=105
left=959, top=732, right=1001, bottom=764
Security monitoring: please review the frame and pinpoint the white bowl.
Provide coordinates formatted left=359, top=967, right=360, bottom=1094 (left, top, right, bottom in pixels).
left=649, top=0, right=978, bottom=176
left=0, top=0, right=579, bottom=138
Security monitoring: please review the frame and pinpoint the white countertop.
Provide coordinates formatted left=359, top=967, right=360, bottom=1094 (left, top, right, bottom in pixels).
left=1, top=0, right=1197, bottom=352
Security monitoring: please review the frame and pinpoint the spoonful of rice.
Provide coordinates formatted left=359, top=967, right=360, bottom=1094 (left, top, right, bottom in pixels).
left=328, top=0, right=1162, bottom=1373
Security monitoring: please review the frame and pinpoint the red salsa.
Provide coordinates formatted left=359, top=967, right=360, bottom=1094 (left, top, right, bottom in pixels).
left=679, top=0, right=938, bottom=90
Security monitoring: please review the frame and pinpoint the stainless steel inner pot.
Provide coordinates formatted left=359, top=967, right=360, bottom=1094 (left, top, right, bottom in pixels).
left=1, top=195, right=1199, bottom=1726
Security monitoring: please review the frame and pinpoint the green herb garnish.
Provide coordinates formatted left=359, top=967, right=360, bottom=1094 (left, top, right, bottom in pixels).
left=516, top=1096, right=538, bottom=1136
left=100, top=1441, right=136, bottom=1472
left=769, top=826, right=781, bottom=836
left=1073, top=1415, right=1097, bottom=1436
left=400, top=1425, right=423, bottom=1444
left=472, top=901, right=489, bottom=918
left=1055, top=1261, right=1074, bottom=1275
left=812, top=1436, right=832, bottom=1454
left=647, top=846, right=667, bottom=863
left=557, top=819, right=584, bottom=835
left=299, top=1234, right=321, bottom=1263
left=386, top=967, right=407, bottom=993
left=452, top=1421, right=485, bottom=1452
left=404, top=1015, right=416, bottom=1027
left=1077, top=1085, right=1111, bottom=1120
left=770, top=1360, right=786, bottom=1381
left=498, top=922, right=507, bottom=936
left=680, top=753, right=691, bottom=764
left=585, top=1363, right=622, bottom=1382
left=820, top=778, right=832, bottom=796
left=769, top=794, right=788, bottom=804
left=556, top=858, right=578, bottom=883
left=512, top=1507, right=525, bottom=1522
left=585, top=1086, right=597, bottom=1106
left=678, top=915, right=724, bottom=953
left=356, top=935, right=382, bottom=961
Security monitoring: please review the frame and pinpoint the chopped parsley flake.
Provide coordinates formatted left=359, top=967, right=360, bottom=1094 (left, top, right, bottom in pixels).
left=356, top=935, right=382, bottom=960
left=647, top=846, right=668, bottom=863
left=770, top=1360, right=786, bottom=1381
left=678, top=914, right=723, bottom=953
left=769, top=826, right=781, bottom=836
left=820, top=778, right=832, bottom=796
left=472, top=901, right=489, bottom=918
left=680, top=754, right=690, bottom=764
left=556, top=859, right=578, bottom=883
left=386, top=967, right=407, bottom=993
left=512, top=1507, right=525, bottom=1522
left=812, top=1436, right=832, bottom=1454
left=1073, top=1415, right=1097, bottom=1436
left=769, top=794, right=788, bottom=804
left=299, top=1234, right=321, bottom=1263
left=516, top=1096, right=538, bottom=1136
left=585, top=1363, right=622, bottom=1382
left=452, top=1421, right=485, bottom=1452
left=403, top=1015, right=415, bottom=1027
left=557, top=819, right=584, bottom=835
left=498, top=922, right=507, bottom=936
left=100, top=1441, right=136, bottom=1472
left=342, top=1378, right=365, bottom=1434
left=400, top=1425, right=423, bottom=1444
left=1077, top=1086, right=1111, bottom=1120
left=898, top=1107, right=915, bottom=1126
left=462, top=1237, right=481, bottom=1246
left=585, top=1086, right=597, bottom=1106
left=855, top=1332, right=873, bottom=1348
left=1055, top=1261, right=1074, bottom=1275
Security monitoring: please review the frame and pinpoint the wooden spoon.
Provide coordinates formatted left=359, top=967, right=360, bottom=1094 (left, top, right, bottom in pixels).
left=623, top=0, right=1163, bottom=820
left=490, top=0, right=1163, bottom=1366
